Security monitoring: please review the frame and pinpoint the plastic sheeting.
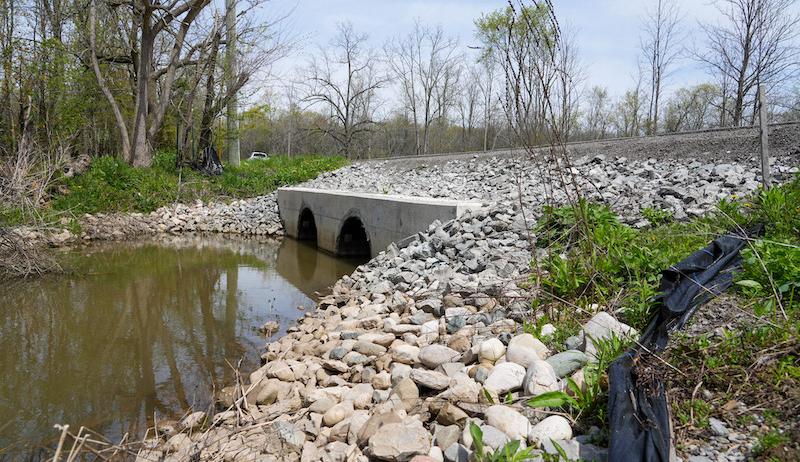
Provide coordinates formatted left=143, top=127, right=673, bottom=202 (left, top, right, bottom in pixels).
left=607, top=226, right=762, bottom=462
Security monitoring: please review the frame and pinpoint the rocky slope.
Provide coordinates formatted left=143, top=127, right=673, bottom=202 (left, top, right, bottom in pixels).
left=141, top=205, right=624, bottom=462
left=137, top=149, right=799, bottom=462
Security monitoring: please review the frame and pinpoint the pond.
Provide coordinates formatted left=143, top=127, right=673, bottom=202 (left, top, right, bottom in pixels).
left=0, top=236, right=362, bottom=457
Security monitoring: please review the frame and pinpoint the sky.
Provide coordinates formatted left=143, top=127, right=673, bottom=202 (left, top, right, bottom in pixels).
left=258, top=0, right=798, bottom=105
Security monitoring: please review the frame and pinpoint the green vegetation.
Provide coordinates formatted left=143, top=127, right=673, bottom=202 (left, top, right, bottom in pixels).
left=0, top=152, right=347, bottom=227
left=469, top=422, right=537, bottom=462
left=675, top=398, right=713, bottom=428
left=752, top=430, right=791, bottom=458
left=527, top=333, right=628, bottom=441
left=527, top=175, right=799, bottom=453
left=641, top=207, right=674, bottom=226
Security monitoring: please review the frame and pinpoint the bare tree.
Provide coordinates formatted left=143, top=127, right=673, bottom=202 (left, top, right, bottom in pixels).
left=613, top=73, right=647, bottom=137
left=477, top=57, right=499, bottom=151
left=88, top=0, right=213, bottom=166
left=640, top=0, right=682, bottom=134
left=456, top=63, right=480, bottom=151
left=555, top=25, right=584, bottom=139
left=696, top=0, right=800, bottom=126
left=386, top=22, right=461, bottom=155
left=585, top=86, right=611, bottom=139
left=225, top=0, right=241, bottom=166
left=663, top=83, right=720, bottom=131
left=303, top=22, right=384, bottom=159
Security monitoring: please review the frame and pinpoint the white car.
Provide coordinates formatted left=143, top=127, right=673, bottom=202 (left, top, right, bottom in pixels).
left=248, top=151, right=269, bottom=160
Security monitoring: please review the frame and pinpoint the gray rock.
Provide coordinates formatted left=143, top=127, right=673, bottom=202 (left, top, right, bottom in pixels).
left=444, top=443, right=471, bottom=462
left=546, top=350, right=589, bottom=377
left=709, top=417, right=729, bottom=437
left=434, top=424, right=461, bottom=450
left=446, top=315, right=466, bottom=334
left=473, top=366, right=489, bottom=384
left=410, top=368, right=451, bottom=390
left=541, top=438, right=608, bottom=462
left=436, top=362, right=465, bottom=377
left=328, top=347, right=349, bottom=360
left=410, top=310, right=434, bottom=326
left=419, top=344, right=461, bottom=369
left=565, top=334, right=584, bottom=351
left=343, top=351, right=370, bottom=366
left=368, top=420, right=432, bottom=460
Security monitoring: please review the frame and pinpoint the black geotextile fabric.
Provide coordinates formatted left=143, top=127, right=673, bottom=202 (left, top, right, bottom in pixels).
left=607, top=225, right=762, bottom=462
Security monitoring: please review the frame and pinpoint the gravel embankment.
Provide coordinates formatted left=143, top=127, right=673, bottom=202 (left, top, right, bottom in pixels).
left=135, top=148, right=798, bottom=461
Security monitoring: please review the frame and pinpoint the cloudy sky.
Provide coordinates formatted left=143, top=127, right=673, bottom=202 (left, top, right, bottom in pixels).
left=260, top=0, right=797, bottom=103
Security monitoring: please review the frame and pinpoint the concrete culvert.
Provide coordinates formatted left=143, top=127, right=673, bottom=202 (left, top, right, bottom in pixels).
left=336, top=216, right=370, bottom=257
left=297, top=208, right=317, bottom=243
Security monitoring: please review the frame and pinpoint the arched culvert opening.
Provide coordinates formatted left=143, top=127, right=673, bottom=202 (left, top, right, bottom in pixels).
left=297, top=208, right=318, bottom=244
left=336, top=216, right=370, bottom=257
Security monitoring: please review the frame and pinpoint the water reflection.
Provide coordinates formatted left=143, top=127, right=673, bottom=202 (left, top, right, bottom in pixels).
left=0, top=236, right=359, bottom=457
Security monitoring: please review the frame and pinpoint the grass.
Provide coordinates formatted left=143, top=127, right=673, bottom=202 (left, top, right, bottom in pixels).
left=0, top=151, right=347, bottom=227
left=526, top=175, right=799, bottom=456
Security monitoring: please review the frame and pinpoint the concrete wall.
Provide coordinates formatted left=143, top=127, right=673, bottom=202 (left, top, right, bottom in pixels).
left=277, top=187, right=485, bottom=258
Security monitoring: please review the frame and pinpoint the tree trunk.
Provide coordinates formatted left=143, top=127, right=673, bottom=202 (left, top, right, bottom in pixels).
left=130, top=11, right=155, bottom=167
left=88, top=0, right=131, bottom=160
left=224, top=0, right=240, bottom=166
left=199, top=30, right=221, bottom=153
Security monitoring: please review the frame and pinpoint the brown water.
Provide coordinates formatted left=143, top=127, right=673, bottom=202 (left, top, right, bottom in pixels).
left=0, top=236, right=361, bottom=457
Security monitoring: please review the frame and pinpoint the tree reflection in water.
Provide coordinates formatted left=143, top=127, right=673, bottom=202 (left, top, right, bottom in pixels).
left=0, top=235, right=359, bottom=457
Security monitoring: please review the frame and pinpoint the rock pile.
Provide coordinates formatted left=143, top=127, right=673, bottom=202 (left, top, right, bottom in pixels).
left=307, top=154, right=798, bottom=225
left=77, top=194, right=284, bottom=242
left=142, top=206, right=644, bottom=461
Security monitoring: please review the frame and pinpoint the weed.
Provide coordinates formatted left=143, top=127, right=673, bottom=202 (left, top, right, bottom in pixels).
left=739, top=239, right=800, bottom=308
left=641, top=207, right=674, bottom=226
left=470, top=422, right=536, bottom=462
left=752, top=430, right=790, bottom=457
left=675, top=399, right=712, bottom=428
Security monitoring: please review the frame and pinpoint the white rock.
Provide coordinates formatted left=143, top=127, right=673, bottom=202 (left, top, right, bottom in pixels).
left=323, top=400, right=355, bottom=427
left=540, top=324, right=556, bottom=338
left=390, top=343, right=421, bottom=365
left=483, top=362, right=526, bottom=395
left=582, top=312, right=637, bottom=359
left=437, top=376, right=481, bottom=404
left=528, top=416, right=572, bottom=446
left=523, top=360, right=559, bottom=396
left=343, top=383, right=374, bottom=409
left=478, top=338, right=506, bottom=363
left=372, top=371, right=392, bottom=390
left=506, top=334, right=549, bottom=366
left=485, top=405, right=531, bottom=441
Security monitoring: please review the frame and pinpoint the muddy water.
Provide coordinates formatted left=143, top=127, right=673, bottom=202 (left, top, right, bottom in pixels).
left=0, top=236, right=361, bottom=456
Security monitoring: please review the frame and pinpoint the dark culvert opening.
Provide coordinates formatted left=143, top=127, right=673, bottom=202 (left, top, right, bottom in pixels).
left=337, top=217, right=370, bottom=257
left=298, top=208, right=318, bottom=244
